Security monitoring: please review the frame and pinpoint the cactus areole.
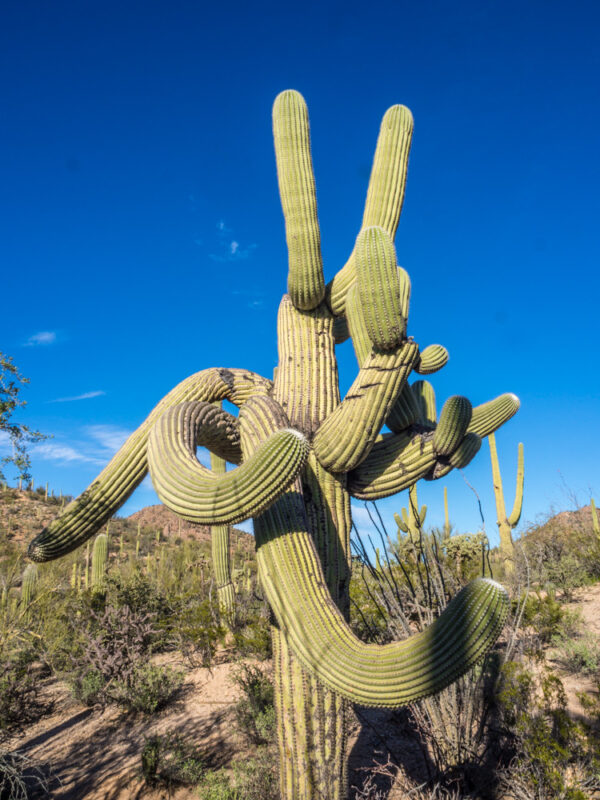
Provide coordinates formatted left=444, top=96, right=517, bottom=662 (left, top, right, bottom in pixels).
left=29, top=91, right=518, bottom=800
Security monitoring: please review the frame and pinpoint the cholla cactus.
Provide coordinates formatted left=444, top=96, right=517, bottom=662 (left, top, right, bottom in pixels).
left=489, top=433, right=524, bottom=571
left=29, top=90, right=518, bottom=800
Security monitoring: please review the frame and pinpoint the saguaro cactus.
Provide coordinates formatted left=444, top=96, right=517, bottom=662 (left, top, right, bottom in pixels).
left=29, top=91, right=518, bottom=800
left=395, top=484, right=427, bottom=548
left=20, top=563, right=39, bottom=612
left=91, top=532, right=108, bottom=587
left=591, top=498, right=599, bottom=538
left=489, top=433, right=524, bottom=570
left=210, top=443, right=236, bottom=626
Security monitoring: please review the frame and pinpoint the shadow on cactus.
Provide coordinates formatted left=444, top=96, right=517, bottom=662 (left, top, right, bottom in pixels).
left=28, top=90, right=518, bottom=799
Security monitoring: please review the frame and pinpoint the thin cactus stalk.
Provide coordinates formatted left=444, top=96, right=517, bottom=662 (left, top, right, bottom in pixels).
left=20, top=563, right=39, bottom=612
left=489, top=433, right=524, bottom=571
left=28, top=91, right=519, bottom=800
left=84, top=541, right=90, bottom=589
left=70, top=562, right=77, bottom=589
left=136, top=522, right=141, bottom=558
left=443, top=485, right=451, bottom=540
left=45, top=482, right=48, bottom=500
left=91, top=532, right=108, bottom=587
left=591, top=498, right=599, bottom=538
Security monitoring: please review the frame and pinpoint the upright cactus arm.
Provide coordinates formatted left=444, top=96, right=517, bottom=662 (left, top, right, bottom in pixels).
left=28, top=368, right=271, bottom=561
left=241, top=394, right=509, bottom=707
left=147, top=402, right=310, bottom=525
left=592, top=499, right=599, bottom=537
left=326, top=104, right=413, bottom=317
left=507, top=441, right=524, bottom=527
left=273, top=90, right=325, bottom=311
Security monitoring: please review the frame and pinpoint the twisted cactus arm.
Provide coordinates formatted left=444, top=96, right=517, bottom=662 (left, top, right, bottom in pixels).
left=241, top=395, right=508, bottom=707
left=147, top=401, right=309, bottom=524
left=28, top=368, right=271, bottom=561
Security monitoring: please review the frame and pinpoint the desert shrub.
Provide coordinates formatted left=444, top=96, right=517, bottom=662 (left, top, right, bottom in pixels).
left=141, top=731, right=205, bottom=787
left=519, top=590, right=582, bottom=647
left=172, top=594, right=224, bottom=668
left=0, top=749, right=50, bottom=800
left=116, top=663, right=184, bottom=713
left=496, top=660, right=600, bottom=799
left=197, top=749, right=278, bottom=800
left=71, top=667, right=105, bottom=706
left=232, top=663, right=275, bottom=745
left=553, top=632, right=600, bottom=676
left=230, top=594, right=272, bottom=660
left=0, top=651, right=49, bottom=735
left=105, top=570, right=168, bottom=618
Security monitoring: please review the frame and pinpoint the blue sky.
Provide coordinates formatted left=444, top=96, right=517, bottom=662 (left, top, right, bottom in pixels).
left=2, top=0, right=598, bottom=546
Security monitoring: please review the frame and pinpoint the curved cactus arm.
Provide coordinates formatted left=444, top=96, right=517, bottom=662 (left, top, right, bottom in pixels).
left=147, top=401, right=310, bottom=524
left=28, top=368, right=272, bottom=562
left=241, top=395, right=509, bottom=707
left=432, top=396, right=472, bottom=457
left=313, top=340, right=419, bottom=473
left=347, top=391, right=514, bottom=500
left=386, top=382, right=422, bottom=433
left=507, top=441, right=524, bottom=527
left=332, top=315, right=350, bottom=345
left=191, top=402, right=242, bottom=465
left=468, top=393, right=520, bottom=438
left=273, top=90, right=325, bottom=311
left=326, top=105, right=413, bottom=316
left=415, top=344, right=449, bottom=375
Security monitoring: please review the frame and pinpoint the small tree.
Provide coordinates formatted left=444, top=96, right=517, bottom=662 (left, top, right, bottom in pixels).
left=0, top=352, right=49, bottom=484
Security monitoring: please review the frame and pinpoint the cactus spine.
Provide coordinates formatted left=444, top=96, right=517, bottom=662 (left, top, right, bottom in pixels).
left=489, top=433, right=524, bottom=571
left=29, top=91, right=519, bottom=800
left=91, top=532, right=108, bottom=586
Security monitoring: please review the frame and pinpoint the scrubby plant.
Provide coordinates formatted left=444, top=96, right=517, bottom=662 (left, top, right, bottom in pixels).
left=232, top=663, right=275, bottom=745
left=141, top=730, right=205, bottom=787
left=28, top=90, right=518, bottom=800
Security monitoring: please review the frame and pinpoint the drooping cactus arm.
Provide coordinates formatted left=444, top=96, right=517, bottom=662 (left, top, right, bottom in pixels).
left=241, top=394, right=509, bottom=707
left=210, top=445, right=235, bottom=625
left=313, top=340, right=419, bottom=473
left=147, top=401, right=310, bottom=524
left=347, top=392, right=517, bottom=500
left=326, top=105, right=413, bottom=317
left=273, top=90, right=325, bottom=311
left=468, top=393, right=520, bottom=437
left=191, top=401, right=242, bottom=465
left=28, top=368, right=272, bottom=561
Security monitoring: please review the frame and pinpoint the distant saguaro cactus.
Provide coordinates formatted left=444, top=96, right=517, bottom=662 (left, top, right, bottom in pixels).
left=395, top=484, right=427, bottom=549
left=29, top=90, right=518, bottom=800
left=489, top=433, right=524, bottom=571
left=91, top=532, right=108, bottom=587
left=591, top=498, right=599, bottom=538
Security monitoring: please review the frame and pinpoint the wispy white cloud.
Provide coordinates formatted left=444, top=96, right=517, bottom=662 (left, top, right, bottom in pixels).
left=209, top=219, right=257, bottom=262
left=85, top=425, right=132, bottom=454
left=48, top=391, right=106, bottom=404
left=25, top=331, right=57, bottom=347
left=35, top=442, right=103, bottom=465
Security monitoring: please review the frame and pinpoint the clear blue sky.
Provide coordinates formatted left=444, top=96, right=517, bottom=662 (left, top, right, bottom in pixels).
left=2, top=0, right=598, bottom=545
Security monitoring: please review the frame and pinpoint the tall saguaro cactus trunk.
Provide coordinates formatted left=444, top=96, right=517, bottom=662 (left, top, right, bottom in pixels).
left=29, top=90, right=521, bottom=800
left=488, top=433, right=524, bottom=573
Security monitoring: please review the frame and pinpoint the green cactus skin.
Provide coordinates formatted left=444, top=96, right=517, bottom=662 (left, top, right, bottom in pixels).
left=412, top=379, right=438, bottom=427
left=591, top=498, right=599, bottom=537
left=91, top=532, right=108, bottom=587
left=489, top=433, right=524, bottom=570
left=20, top=563, right=38, bottom=611
left=28, top=91, right=520, bottom=800
left=415, top=344, right=449, bottom=375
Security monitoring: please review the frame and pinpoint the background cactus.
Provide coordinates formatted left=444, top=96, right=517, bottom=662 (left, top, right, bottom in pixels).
left=394, top=484, right=427, bottom=551
left=20, top=562, right=38, bottom=613
left=28, top=91, right=519, bottom=800
left=591, top=498, right=599, bottom=537
left=91, top=532, right=108, bottom=587
left=489, top=433, right=524, bottom=571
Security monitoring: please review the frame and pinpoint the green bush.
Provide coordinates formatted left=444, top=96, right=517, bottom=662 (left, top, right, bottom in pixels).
left=196, top=749, right=278, bottom=800
left=141, top=731, right=205, bottom=787
left=116, top=663, right=184, bottom=714
left=520, top=590, right=582, bottom=646
left=173, top=594, right=224, bottom=668
left=0, top=651, right=49, bottom=734
left=553, top=633, right=600, bottom=676
left=70, top=667, right=105, bottom=707
left=232, top=664, right=275, bottom=745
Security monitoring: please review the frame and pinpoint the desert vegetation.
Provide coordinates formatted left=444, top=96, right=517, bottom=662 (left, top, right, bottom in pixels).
left=1, top=483, right=600, bottom=798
